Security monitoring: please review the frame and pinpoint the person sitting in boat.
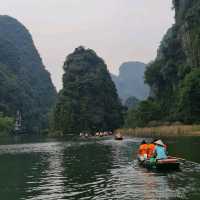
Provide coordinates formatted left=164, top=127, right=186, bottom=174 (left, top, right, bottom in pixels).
left=99, top=132, right=103, bottom=137
left=95, top=132, right=100, bottom=137
left=80, top=133, right=84, bottom=137
left=138, top=140, right=148, bottom=161
left=115, top=132, right=123, bottom=140
left=85, top=133, right=89, bottom=138
left=147, top=139, right=156, bottom=158
left=153, top=140, right=167, bottom=160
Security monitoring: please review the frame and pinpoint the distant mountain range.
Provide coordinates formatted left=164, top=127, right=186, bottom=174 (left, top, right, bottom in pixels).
left=111, top=61, right=149, bottom=102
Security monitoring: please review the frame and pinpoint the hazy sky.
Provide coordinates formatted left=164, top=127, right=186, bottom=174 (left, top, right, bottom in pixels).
left=0, top=0, right=174, bottom=90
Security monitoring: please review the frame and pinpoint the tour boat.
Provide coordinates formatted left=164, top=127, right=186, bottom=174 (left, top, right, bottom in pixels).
left=115, top=133, right=123, bottom=140
left=138, top=156, right=180, bottom=171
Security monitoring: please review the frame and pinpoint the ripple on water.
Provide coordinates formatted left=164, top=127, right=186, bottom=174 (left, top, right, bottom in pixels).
left=0, top=138, right=200, bottom=200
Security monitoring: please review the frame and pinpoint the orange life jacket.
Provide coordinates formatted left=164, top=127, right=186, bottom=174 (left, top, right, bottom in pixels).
left=147, top=143, right=155, bottom=158
left=139, top=144, right=148, bottom=156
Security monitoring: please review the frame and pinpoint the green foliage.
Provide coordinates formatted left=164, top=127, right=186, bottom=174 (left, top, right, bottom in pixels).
left=178, top=68, right=200, bottom=123
left=125, top=1, right=200, bottom=127
left=0, top=112, right=14, bottom=135
left=145, top=60, right=164, bottom=89
left=54, top=47, right=123, bottom=135
left=124, top=108, right=138, bottom=128
left=124, top=96, right=140, bottom=110
left=124, top=99, right=161, bottom=128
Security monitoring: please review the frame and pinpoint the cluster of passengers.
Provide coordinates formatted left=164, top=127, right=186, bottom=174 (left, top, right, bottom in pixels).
left=138, top=139, right=167, bottom=161
left=95, top=131, right=113, bottom=137
left=80, top=131, right=113, bottom=138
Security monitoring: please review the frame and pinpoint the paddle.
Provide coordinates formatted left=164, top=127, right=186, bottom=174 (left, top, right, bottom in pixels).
left=168, top=156, right=185, bottom=161
left=175, top=157, right=186, bottom=161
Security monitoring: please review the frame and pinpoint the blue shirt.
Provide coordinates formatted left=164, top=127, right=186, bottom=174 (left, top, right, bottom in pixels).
left=155, top=145, right=167, bottom=159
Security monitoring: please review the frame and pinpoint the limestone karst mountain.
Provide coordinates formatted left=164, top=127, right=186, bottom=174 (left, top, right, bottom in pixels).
left=111, top=61, right=149, bottom=102
left=0, top=15, right=57, bottom=131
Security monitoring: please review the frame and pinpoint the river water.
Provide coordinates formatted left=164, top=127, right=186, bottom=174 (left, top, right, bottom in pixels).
left=0, top=136, right=200, bottom=200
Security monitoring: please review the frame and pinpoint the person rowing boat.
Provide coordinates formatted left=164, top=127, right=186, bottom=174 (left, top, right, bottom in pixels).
left=153, top=139, right=167, bottom=160
left=137, top=139, right=180, bottom=171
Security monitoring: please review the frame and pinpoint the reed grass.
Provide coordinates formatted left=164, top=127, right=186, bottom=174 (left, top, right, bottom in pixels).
left=116, top=125, right=200, bottom=138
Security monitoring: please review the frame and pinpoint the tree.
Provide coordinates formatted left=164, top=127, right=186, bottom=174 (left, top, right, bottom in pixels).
left=124, top=96, right=140, bottom=110
left=0, top=112, right=14, bottom=135
left=124, top=99, right=161, bottom=128
left=54, top=47, right=123, bottom=135
left=178, top=68, right=200, bottom=123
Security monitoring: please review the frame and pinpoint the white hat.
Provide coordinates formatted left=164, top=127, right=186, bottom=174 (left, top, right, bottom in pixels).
left=154, top=139, right=165, bottom=146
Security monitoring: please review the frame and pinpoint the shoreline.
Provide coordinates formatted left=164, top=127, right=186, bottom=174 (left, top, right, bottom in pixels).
left=116, top=125, right=200, bottom=138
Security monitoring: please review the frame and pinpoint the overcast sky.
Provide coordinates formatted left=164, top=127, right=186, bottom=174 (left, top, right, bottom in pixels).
left=0, top=0, right=174, bottom=90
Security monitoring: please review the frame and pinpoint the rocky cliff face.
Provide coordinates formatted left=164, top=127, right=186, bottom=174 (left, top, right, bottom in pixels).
left=111, top=62, right=149, bottom=102
left=173, top=0, right=200, bottom=68
left=0, top=15, right=57, bottom=131
left=145, top=0, right=200, bottom=122
left=173, top=0, right=191, bottom=22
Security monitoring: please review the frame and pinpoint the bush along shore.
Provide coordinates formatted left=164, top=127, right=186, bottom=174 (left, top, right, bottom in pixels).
left=116, top=124, right=200, bottom=138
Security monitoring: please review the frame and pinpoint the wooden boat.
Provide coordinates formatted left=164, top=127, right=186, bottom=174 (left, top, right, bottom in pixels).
left=115, top=133, right=123, bottom=140
left=138, top=156, right=180, bottom=171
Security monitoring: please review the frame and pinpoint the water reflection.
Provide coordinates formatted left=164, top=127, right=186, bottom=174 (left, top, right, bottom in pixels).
left=62, top=142, right=114, bottom=199
left=0, top=137, right=199, bottom=200
left=25, top=143, right=65, bottom=200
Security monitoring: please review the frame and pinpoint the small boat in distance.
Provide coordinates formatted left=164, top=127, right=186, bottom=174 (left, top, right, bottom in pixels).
left=115, top=132, right=123, bottom=140
left=13, top=111, right=26, bottom=134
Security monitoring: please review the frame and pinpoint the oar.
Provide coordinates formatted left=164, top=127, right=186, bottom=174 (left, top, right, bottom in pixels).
left=168, top=156, right=185, bottom=161
left=172, top=156, right=186, bottom=161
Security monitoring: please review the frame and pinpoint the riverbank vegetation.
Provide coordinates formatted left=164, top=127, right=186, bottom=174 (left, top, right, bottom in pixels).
left=0, top=113, right=14, bottom=136
left=117, top=124, right=200, bottom=138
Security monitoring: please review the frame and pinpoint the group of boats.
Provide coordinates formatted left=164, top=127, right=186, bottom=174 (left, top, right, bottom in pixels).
left=81, top=132, right=181, bottom=172
left=80, top=131, right=114, bottom=138
left=12, top=111, right=181, bottom=172
left=14, top=114, right=181, bottom=172
left=79, top=131, right=124, bottom=140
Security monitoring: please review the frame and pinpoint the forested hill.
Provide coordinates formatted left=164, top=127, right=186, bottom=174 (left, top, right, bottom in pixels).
left=111, top=62, right=149, bottom=102
left=0, top=15, right=57, bottom=132
left=53, top=46, right=123, bottom=135
left=144, top=0, right=200, bottom=124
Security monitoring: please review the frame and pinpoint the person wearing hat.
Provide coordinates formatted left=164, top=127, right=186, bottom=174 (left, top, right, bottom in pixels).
left=153, top=139, right=167, bottom=160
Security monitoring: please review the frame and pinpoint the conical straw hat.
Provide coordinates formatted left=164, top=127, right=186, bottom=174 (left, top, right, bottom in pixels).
left=154, top=139, right=165, bottom=146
